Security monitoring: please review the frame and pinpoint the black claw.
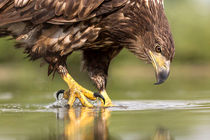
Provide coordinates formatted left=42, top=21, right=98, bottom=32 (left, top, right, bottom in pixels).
left=94, top=92, right=105, bottom=104
left=56, top=89, right=65, bottom=100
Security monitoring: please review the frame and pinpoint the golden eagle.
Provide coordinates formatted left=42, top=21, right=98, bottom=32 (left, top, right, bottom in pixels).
left=0, top=0, right=175, bottom=107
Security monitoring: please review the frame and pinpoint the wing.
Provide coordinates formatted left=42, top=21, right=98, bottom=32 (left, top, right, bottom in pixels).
left=0, top=0, right=127, bottom=26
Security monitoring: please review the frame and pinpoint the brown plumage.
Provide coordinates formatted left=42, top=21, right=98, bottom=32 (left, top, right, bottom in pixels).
left=0, top=0, right=174, bottom=92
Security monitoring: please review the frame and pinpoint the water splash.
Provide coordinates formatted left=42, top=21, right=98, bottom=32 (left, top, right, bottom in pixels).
left=1, top=100, right=210, bottom=113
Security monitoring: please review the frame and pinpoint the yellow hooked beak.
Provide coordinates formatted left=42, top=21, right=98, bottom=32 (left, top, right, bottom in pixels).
left=148, top=50, right=170, bottom=85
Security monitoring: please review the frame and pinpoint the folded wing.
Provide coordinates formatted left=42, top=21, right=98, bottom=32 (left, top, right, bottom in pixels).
left=0, top=0, right=127, bottom=25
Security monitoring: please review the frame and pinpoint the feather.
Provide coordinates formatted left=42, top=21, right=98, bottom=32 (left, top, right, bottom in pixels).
left=0, top=0, right=10, bottom=9
left=0, top=0, right=174, bottom=79
left=14, top=0, right=29, bottom=7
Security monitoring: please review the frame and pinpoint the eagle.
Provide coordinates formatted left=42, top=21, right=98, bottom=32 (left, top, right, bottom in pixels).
left=0, top=0, right=175, bottom=107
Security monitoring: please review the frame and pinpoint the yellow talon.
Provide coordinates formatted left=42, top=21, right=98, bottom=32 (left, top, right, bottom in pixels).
left=57, top=65, right=114, bottom=107
left=58, top=65, right=107, bottom=107
left=67, top=91, right=76, bottom=107
left=76, top=93, right=93, bottom=107
left=100, top=90, right=114, bottom=107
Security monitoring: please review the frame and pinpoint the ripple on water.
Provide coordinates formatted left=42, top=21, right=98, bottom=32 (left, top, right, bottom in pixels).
left=1, top=100, right=210, bottom=113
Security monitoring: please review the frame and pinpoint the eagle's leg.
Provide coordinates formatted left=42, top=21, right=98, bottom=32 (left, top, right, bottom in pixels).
left=82, top=48, right=123, bottom=107
left=88, top=75, right=113, bottom=107
left=57, top=65, right=105, bottom=107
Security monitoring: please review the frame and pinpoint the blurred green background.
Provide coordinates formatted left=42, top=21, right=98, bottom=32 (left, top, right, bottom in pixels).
left=1, top=1, right=210, bottom=140
left=0, top=0, right=210, bottom=104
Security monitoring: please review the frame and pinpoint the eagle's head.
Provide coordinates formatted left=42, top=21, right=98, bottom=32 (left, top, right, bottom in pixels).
left=122, top=0, right=175, bottom=85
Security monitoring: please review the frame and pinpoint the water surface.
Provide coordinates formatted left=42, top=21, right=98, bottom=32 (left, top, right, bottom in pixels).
left=0, top=64, right=210, bottom=140
left=1, top=100, right=210, bottom=140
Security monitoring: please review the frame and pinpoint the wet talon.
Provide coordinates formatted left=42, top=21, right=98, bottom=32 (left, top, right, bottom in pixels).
left=94, top=92, right=105, bottom=104
left=56, top=89, right=65, bottom=100
left=57, top=65, right=113, bottom=107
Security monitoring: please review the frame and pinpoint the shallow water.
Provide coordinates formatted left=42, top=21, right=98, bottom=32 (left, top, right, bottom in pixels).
left=1, top=100, right=210, bottom=140
left=1, top=64, right=210, bottom=140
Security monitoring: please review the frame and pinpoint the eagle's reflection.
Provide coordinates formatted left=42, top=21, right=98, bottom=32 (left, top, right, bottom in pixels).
left=56, top=107, right=110, bottom=140
left=153, top=127, right=174, bottom=140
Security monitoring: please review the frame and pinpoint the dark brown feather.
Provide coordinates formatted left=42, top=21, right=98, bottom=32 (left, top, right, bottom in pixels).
left=0, top=0, right=174, bottom=90
left=0, top=0, right=10, bottom=9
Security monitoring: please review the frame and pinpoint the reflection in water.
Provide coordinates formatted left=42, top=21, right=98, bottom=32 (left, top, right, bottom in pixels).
left=54, top=107, right=175, bottom=140
left=153, top=127, right=174, bottom=140
left=56, top=107, right=110, bottom=140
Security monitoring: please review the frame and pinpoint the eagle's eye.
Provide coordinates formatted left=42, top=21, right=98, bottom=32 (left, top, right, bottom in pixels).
left=155, top=45, right=162, bottom=53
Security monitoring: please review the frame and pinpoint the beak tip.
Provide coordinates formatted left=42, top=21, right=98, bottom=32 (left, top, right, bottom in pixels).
left=154, top=80, right=165, bottom=85
left=154, top=70, right=170, bottom=85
